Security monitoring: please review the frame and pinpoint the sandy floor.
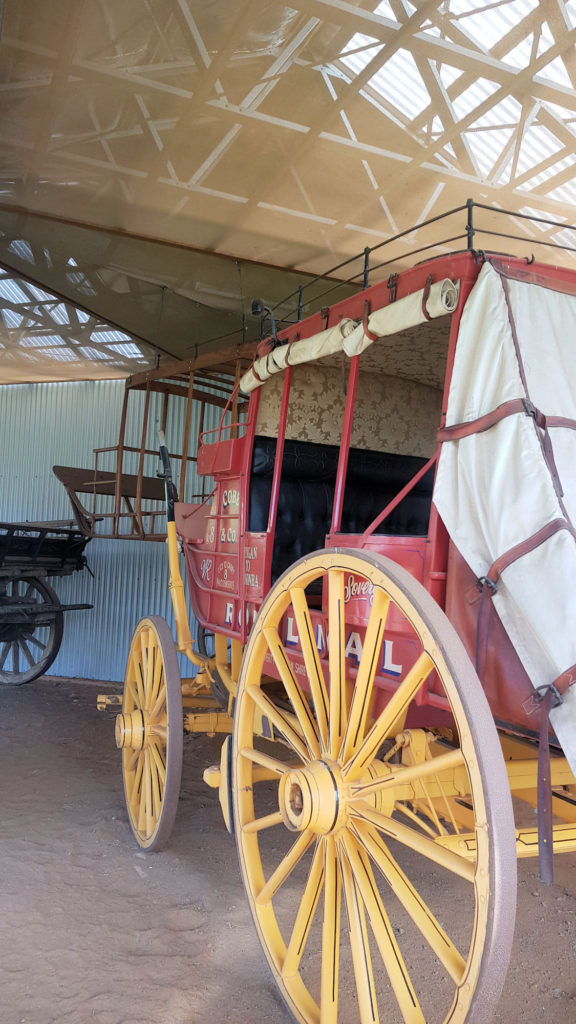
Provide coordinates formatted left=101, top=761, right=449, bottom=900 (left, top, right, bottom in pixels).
left=1, top=677, right=575, bottom=1024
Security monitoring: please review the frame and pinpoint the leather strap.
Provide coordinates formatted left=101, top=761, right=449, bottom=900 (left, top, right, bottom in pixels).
left=474, top=578, right=496, bottom=681
left=438, top=399, right=576, bottom=455
left=476, top=516, right=575, bottom=888
left=499, top=273, right=566, bottom=502
left=362, top=300, right=380, bottom=343
left=546, top=415, right=576, bottom=431
left=553, top=664, right=576, bottom=695
left=538, top=686, right=559, bottom=886
left=250, top=361, right=267, bottom=384
left=530, top=668, right=576, bottom=885
left=421, top=275, right=433, bottom=321
left=475, top=518, right=573, bottom=679
left=438, top=399, right=527, bottom=442
left=486, top=518, right=575, bottom=585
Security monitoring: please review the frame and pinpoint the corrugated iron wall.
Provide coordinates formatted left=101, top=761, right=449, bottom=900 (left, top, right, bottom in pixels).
left=0, top=379, right=220, bottom=681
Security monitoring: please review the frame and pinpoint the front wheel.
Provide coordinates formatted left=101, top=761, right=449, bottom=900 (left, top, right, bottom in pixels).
left=232, top=549, right=516, bottom=1024
left=116, top=616, right=183, bottom=851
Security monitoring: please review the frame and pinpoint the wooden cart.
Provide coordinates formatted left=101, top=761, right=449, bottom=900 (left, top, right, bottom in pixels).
left=99, top=202, right=576, bottom=1024
left=0, top=521, right=91, bottom=684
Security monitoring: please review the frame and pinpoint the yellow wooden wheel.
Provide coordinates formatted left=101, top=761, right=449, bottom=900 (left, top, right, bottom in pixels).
left=116, top=616, right=183, bottom=851
left=232, top=550, right=516, bottom=1024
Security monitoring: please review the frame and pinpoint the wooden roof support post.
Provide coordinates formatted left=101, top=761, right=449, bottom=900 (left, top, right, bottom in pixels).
left=231, top=359, right=242, bottom=441
left=179, top=371, right=195, bottom=503
left=135, top=383, right=152, bottom=538
left=113, top=389, right=130, bottom=538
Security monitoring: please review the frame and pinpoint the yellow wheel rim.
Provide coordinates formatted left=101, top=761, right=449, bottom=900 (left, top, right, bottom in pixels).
left=119, top=616, right=183, bottom=851
left=233, top=550, right=516, bottom=1024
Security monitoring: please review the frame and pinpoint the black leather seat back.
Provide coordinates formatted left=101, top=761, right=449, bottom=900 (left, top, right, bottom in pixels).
left=248, top=435, right=434, bottom=580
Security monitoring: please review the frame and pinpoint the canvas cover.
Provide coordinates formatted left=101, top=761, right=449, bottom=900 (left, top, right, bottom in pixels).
left=434, top=261, right=576, bottom=772
left=239, top=279, right=459, bottom=393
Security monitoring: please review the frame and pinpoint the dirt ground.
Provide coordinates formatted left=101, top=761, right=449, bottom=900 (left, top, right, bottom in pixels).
left=1, top=677, right=575, bottom=1024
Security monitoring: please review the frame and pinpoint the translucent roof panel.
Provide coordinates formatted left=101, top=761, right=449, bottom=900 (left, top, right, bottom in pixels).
left=0, top=267, right=157, bottom=383
left=0, top=0, right=575, bottom=383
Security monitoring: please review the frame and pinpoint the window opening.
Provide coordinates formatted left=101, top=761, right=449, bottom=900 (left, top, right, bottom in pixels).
left=337, top=318, right=449, bottom=537
left=248, top=359, right=351, bottom=583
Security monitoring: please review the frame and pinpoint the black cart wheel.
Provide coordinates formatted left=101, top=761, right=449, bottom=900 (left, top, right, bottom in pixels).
left=0, top=577, right=64, bottom=685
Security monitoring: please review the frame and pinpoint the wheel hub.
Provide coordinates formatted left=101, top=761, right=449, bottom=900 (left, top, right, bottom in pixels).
left=279, top=759, right=347, bottom=835
left=115, top=709, right=145, bottom=751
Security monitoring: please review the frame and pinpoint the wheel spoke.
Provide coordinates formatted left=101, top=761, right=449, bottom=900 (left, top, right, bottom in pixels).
left=351, top=820, right=466, bottom=984
left=246, top=684, right=310, bottom=762
left=26, top=634, right=47, bottom=653
left=125, top=747, right=140, bottom=773
left=415, top=779, right=447, bottom=836
left=144, top=748, right=154, bottom=836
left=140, top=629, right=149, bottom=692
left=395, top=802, right=441, bottom=838
left=135, top=659, right=146, bottom=710
left=149, top=740, right=167, bottom=785
left=349, top=747, right=466, bottom=801
left=151, top=723, right=167, bottom=743
left=11, top=642, right=19, bottom=674
left=256, top=831, right=315, bottom=906
left=126, top=749, right=144, bottom=811
left=149, top=745, right=163, bottom=820
left=290, top=586, right=329, bottom=752
left=150, top=656, right=164, bottom=710
left=282, top=840, right=324, bottom=979
left=338, top=837, right=380, bottom=1024
left=144, top=637, right=156, bottom=706
left=0, top=642, right=9, bottom=670
left=344, top=652, right=435, bottom=781
left=350, top=802, right=475, bottom=883
left=263, top=626, right=321, bottom=758
left=328, top=569, right=346, bottom=759
left=150, top=685, right=167, bottom=721
left=239, top=747, right=290, bottom=776
left=341, top=589, right=390, bottom=763
left=242, top=811, right=284, bottom=834
left=124, top=676, right=138, bottom=711
left=137, top=756, right=147, bottom=833
left=341, top=830, right=425, bottom=1023
left=321, top=835, right=341, bottom=1024
left=18, top=639, right=36, bottom=669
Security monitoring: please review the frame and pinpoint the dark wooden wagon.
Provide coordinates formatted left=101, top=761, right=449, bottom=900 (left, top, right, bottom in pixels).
left=0, top=521, right=92, bottom=684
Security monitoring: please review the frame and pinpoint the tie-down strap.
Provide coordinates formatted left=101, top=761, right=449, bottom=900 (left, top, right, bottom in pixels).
left=481, top=517, right=576, bottom=589
left=474, top=517, right=576, bottom=885
left=438, top=397, right=576, bottom=441
left=437, top=398, right=576, bottom=499
left=475, top=517, right=576, bottom=680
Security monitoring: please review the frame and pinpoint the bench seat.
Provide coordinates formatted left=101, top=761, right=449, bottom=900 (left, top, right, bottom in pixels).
left=248, top=436, right=434, bottom=580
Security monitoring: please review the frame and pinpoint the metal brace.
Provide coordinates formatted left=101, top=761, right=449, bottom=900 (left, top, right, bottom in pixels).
left=522, top=683, right=564, bottom=717
left=476, top=575, right=498, bottom=595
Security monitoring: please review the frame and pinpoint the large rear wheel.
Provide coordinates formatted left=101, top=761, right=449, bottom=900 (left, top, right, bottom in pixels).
left=232, top=550, right=516, bottom=1024
left=116, top=616, right=183, bottom=851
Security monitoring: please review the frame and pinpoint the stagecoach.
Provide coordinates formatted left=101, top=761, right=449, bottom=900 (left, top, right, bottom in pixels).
left=88, top=203, right=576, bottom=1024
